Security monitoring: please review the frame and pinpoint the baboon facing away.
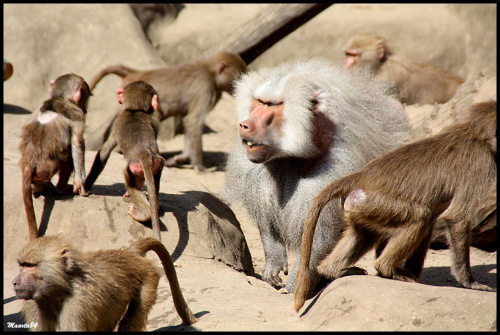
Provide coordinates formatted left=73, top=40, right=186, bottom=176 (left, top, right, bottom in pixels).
left=12, top=235, right=198, bottom=331
left=89, top=51, right=247, bottom=172
left=19, top=73, right=91, bottom=240
left=294, top=100, right=497, bottom=312
left=85, top=81, right=165, bottom=240
left=343, top=33, right=465, bottom=105
left=220, top=59, right=413, bottom=294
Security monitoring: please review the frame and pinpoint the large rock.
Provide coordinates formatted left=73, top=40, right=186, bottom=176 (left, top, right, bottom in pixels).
left=299, top=275, right=496, bottom=331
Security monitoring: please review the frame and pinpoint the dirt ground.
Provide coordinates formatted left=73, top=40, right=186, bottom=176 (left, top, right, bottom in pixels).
left=3, top=4, right=496, bottom=331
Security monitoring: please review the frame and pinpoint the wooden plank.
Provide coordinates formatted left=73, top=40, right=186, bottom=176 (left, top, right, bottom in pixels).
left=204, top=4, right=332, bottom=64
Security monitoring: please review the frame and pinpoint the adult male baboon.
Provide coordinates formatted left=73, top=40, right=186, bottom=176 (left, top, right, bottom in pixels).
left=89, top=51, right=247, bottom=172
left=294, top=100, right=497, bottom=312
left=19, top=73, right=91, bottom=240
left=220, top=59, right=413, bottom=294
left=85, top=81, right=164, bottom=240
left=343, top=33, right=465, bottom=105
left=12, top=235, right=198, bottom=331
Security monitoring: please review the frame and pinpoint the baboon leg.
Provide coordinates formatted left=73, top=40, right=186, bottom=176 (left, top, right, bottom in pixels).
left=124, top=167, right=151, bottom=222
left=445, top=212, right=494, bottom=291
left=118, top=272, right=159, bottom=331
left=56, top=164, right=73, bottom=194
left=317, top=225, right=374, bottom=278
left=375, top=238, right=388, bottom=258
left=402, top=227, right=433, bottom=280
left=374, top=216, right=430, bottom=282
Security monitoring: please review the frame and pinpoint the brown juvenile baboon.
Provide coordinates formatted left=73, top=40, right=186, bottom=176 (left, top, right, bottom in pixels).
left=219, top=59, right=413, bottom=294
left=12, top=235, right=198, bottom=331
left=89, top=50, right=247, bottom=172
left=19, top=73, right=91, bottom=240
left=85, top=81, right=165, bottom=240
left=294, top=100, right=497, bottom=312
left=343, top=33, right=465, bottom=105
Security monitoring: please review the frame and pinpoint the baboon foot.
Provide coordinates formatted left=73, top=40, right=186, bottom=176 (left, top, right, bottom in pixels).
left=377, top=267, right=418, bottom=283
left=32, top=181, right=56, bottom=195
left=56, top=184, right=73, bottom=195
left=128, top=204, right=151, bottom=222
left=467, top=281, right=495, bottom=292
left=165, top=154, right=190, bottom=167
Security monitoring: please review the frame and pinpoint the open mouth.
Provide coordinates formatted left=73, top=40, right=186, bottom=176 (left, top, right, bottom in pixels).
left=242, top=139, right=265, bottom=150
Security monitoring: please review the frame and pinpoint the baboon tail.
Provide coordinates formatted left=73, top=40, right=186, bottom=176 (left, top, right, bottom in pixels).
left=88, top=64, right=135, bottom=91
left=140, top=155, right=161, bottom=241
left=131, top=237, right=198, bottom=325
left=294, top=172, right=358, bottom=312
left=21, top=166, right=38, bottom=241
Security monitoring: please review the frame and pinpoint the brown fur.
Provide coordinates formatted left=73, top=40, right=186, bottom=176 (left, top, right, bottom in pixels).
left=12, top=235, right=197, bottom=331
left=294, top=100, right=496, bottom=312
left=344, top=33, right=465, bottom=105
left=89, top=51, right=247, bottom=172
left=19, top=73, right=91, bottom=240
left=85, top=81, right=165, bottom=240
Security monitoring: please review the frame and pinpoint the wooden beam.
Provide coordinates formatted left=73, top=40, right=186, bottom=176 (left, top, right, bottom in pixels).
left=204, top=4, right=332, bottom=64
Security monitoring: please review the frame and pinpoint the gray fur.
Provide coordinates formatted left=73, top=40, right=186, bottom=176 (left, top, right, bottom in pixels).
left=222, top=59, right=413, bottom=292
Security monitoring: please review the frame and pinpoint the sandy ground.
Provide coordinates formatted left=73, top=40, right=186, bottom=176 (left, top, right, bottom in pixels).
left=3, top=4, right=496, bottom=332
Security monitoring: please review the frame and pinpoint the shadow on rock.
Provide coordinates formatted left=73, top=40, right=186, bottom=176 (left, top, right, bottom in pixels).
left=4, top=104, right=31, bottom=115
left=160, top=150, right=227, bottom=171
left=36, top=192, right=77, bottom=238
left=160, top=190, right=255, bottom=275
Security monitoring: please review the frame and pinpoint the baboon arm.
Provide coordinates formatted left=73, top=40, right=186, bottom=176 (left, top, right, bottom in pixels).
left=183, top=94, right=213, bottom=169
left=259, top=226, right=289, bottom=287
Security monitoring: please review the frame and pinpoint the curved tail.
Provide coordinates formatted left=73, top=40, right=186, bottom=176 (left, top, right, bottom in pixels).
left=88, top=64, right=135, bottom=91
left=132, top=237, right=198, bottom=325
left=294, top=173, right=358, bottom=312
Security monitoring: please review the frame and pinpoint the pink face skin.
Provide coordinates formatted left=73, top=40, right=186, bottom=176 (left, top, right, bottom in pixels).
left=239, top=99, right=283, bottom=163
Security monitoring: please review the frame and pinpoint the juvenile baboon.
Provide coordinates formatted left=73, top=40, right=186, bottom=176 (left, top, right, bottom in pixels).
left=85, top=81, right=165, bottom=240
left=12, top=235, right=198, bottom=331
left=220, top=59, right=413, bottom=293
left=343, top=33, right=465, bottom=105
left=19, top=73, right=91, bottom=240
left=89, top=51, right=247, bottom=172
left=294, top=100, right=497, bottom=312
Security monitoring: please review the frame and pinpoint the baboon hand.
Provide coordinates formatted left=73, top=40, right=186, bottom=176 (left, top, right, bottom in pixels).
left=73, top=180, right=89, bottom=197
left=263, top=258, right=289, bottom=288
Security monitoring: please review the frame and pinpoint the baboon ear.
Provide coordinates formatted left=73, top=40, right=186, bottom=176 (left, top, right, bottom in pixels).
left=73, top=87, right=82, bottom=104
left=61, top=249, right=75, bottom=270
left=117, top=87, right=125, bottom=104
left=152, top=94, right=159, bottom=111
left=217, top=62, right=227, bottom=75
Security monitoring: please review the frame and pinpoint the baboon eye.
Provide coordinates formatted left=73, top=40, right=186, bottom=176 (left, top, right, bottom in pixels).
left=19, top=262, right=37, bottom=268
left=257, top=98, right=282, bottom=107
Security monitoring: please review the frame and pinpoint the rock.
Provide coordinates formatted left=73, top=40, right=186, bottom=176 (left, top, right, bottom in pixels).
left=299, top=275, right=496, bottom=331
